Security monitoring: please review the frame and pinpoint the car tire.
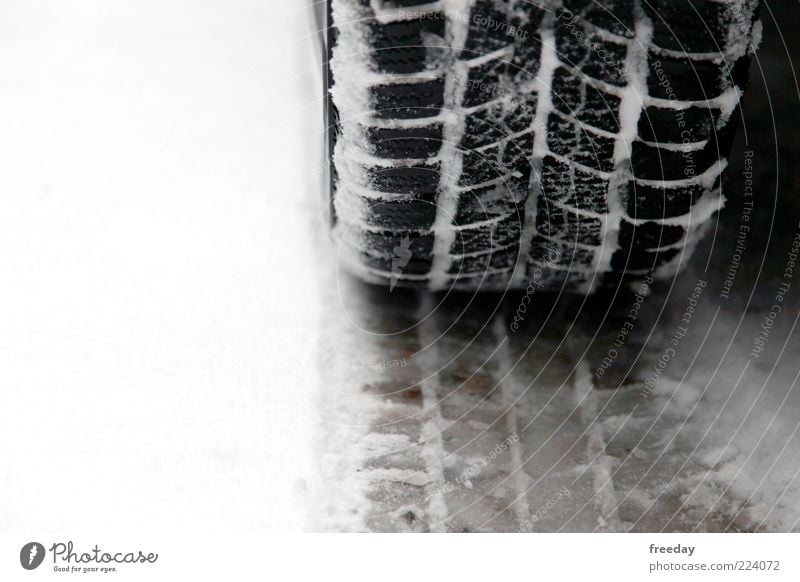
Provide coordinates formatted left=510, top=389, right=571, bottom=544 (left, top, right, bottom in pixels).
left=324, top=0, right=762, bottom=293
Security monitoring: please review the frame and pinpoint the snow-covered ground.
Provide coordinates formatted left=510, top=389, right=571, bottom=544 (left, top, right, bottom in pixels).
left=0, top=0, right=323, bottom=532
left=2, top=0, right=799, bottom=534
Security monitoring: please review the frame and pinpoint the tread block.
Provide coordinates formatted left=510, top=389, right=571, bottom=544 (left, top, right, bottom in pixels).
left=459, top=143, right=504, bottom=186
left=551, top=67, right=621, bottom=133
left=452, top=212, right=523, bottom=255
left=649, top=56, right=729, bottom=101
left=510, top=34, right=542, bottom=83
left=454, top=184, right=522, bottom=227
left=344, top=244, right=434, bottom=276
left=562, top=0, right=636, bottom=39
left=461, top=103, right=509, bottom=149
left=458, top=93, right=537, bottom=151
left=500, top=131, right=534, bottom=173
left=464, top=1, right=520, bottom=55
left=366, top=17, right=445, bottom=74
left=547, top=115, right=616, bottom=172
left=359, top=194, right=438, bottom=230
left=370, top=79, right=445, bottom=119
left=342, top=227, right=435, bottom=261
left=463, top=58, right=510, bottom=108
left=631, top=140, right=718, bottom=182
left=528, top=234, right=596, bottom=269
left=624, top=178, right=718, bottom=219
left=644, top=0, right=743, bottom=54
left=502, top=91, right=537, bottom=133
left=555, top=22, right=627, bottom=86
left=541, top=155, right=610, bottom=214
left=367, top=162, right=441, bottom=193
left=638, top=104, right=719, bottom=144
left=536, top=202, right=604, bottom=246
left=366, top=124, right=444, bottom=159
left=448, top=244, right=520, bottom=275
left=506, top=170, right=532, bottom=194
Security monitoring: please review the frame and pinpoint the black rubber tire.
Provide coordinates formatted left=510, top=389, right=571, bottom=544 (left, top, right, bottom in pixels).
left=325, top=0, right=762, bottom=293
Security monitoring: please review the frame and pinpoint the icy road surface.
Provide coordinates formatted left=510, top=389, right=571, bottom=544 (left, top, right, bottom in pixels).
left=1, top=1, right=799, bottom=533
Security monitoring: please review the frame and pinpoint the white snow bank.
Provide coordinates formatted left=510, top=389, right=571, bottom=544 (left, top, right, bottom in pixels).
left=0, top=0, right=321, bottom=532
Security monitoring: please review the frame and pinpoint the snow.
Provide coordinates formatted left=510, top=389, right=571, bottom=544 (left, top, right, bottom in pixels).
left=428, top=0, right=475, bottom=291
left=647, top=300, right=800, bottom=531
left=514, top=15, right=558, bottom=287
left=0, top=0, right=321, bottom=532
